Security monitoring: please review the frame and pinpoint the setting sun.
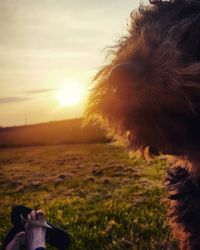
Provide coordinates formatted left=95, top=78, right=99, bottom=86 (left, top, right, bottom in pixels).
left=56, top=81, right=85, bottom=107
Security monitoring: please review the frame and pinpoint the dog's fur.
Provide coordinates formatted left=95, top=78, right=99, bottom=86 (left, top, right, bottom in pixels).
left=86, top=1, right=200, bottom=249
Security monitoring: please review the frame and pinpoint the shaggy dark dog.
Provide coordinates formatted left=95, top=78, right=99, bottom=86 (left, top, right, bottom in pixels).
left=86, top=0, right=200, bottom=249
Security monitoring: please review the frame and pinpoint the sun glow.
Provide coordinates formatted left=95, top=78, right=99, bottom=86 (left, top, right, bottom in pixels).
left=57, top=81, right=85, bottom=107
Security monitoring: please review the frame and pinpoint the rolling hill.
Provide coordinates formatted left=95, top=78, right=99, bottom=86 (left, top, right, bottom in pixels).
left=0, top=118, right=108, bottom=147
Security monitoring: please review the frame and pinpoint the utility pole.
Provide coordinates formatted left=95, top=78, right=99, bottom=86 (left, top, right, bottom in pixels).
left=25, top=117, right=28, bottom=126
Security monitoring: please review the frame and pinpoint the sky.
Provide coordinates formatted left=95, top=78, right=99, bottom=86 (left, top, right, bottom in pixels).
left=0, top=0, right=148, bottom=127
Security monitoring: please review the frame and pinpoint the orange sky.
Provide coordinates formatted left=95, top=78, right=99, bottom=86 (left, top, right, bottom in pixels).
left=0, top=0, right=146, bottom=127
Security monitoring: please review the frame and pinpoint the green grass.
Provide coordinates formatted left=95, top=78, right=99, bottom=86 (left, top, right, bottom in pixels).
left=0, top=144, right=177, bottom=249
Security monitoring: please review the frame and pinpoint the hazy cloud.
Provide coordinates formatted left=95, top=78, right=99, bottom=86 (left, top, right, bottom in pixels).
left=0, top=97, right=31, bottom=104
left=25, top=88, right=55, bottom=94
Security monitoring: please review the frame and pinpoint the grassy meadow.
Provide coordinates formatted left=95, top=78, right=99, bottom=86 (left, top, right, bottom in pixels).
left=0, top=144, right=177, bottom=250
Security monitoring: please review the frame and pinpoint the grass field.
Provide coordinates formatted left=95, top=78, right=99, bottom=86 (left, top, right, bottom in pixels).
left=0, top=144, right=177, bottom=250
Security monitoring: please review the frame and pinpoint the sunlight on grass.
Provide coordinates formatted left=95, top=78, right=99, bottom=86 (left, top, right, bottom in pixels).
left=0, top=144, right=178, bottom=249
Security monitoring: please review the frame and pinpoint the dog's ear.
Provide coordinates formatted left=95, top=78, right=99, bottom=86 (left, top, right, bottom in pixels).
left=108, top=62, right=145, bottom=87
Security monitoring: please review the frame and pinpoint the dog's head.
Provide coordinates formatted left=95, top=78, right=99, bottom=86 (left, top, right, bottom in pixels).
left=86, top=0, right=200, bottom=157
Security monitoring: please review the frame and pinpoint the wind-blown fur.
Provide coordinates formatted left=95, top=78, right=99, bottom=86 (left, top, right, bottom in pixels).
left=86, top=1, right=200, bottom=249
left=166, top=165, right=200, bottom=249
